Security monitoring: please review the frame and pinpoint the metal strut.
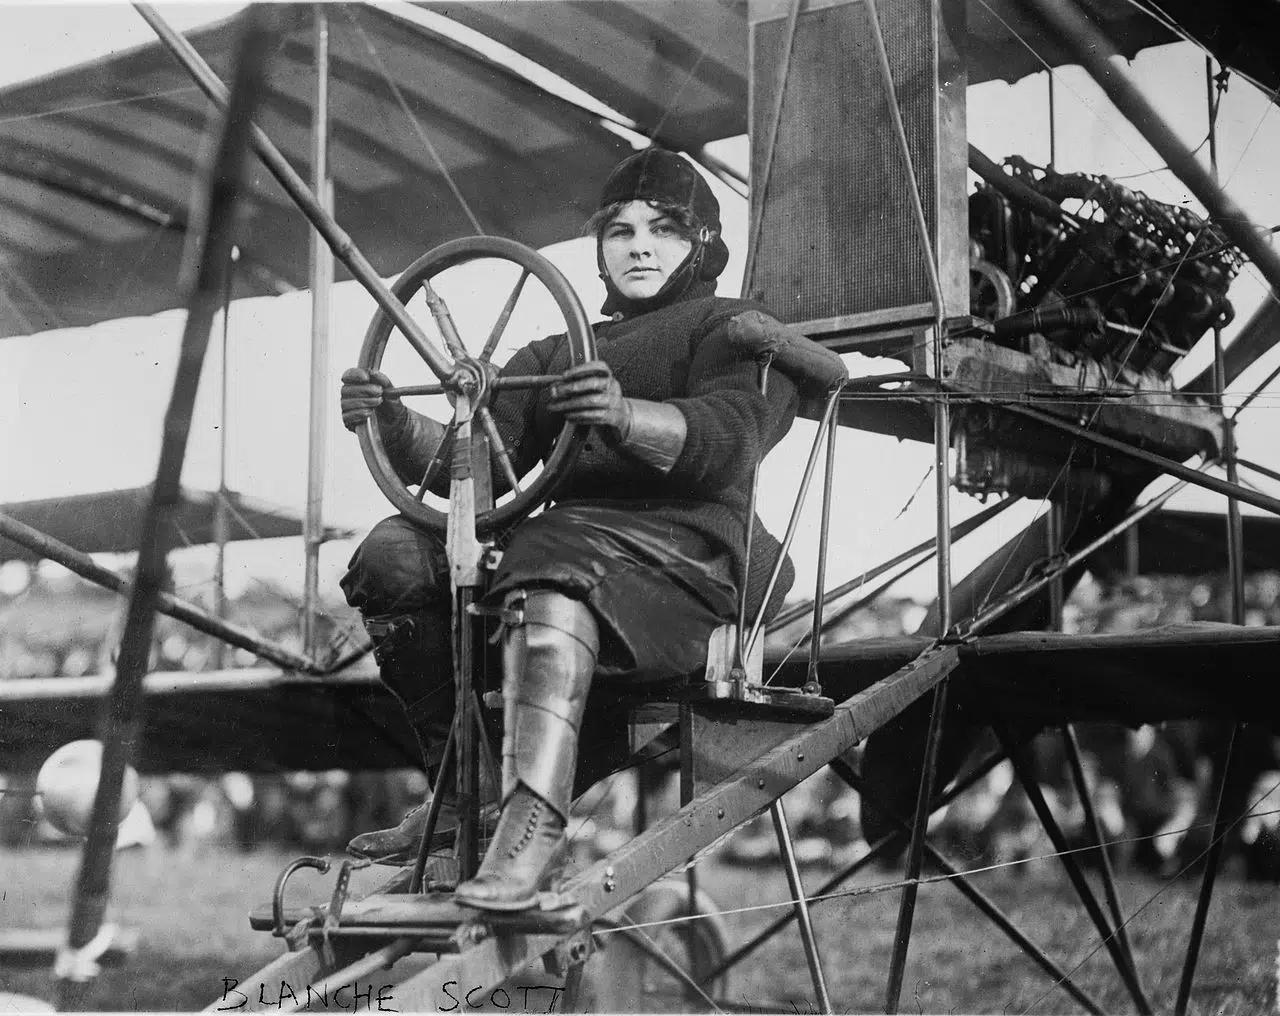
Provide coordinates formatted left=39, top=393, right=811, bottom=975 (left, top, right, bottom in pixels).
left=771, top=800, right=834, bottom=1013
left=834, top=759, right=1107, bottom=1016
left=993, top=716, right=1153, bottom=1015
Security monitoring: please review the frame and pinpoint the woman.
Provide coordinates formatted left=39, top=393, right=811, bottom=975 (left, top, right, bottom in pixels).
left=339, top=147, right=798, bottom=911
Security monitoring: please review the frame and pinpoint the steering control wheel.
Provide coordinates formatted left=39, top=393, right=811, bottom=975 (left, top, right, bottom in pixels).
left=356, top=236, right=596, bottom=536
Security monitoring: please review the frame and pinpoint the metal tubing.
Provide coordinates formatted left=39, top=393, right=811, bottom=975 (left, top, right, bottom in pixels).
left=994, top=718, right=1153, bottom=1015
left=134, top=3, right=454, bottom=382
left=1173, top=727, right=1239, bottom=1015
left=1023, top=0, right=1280, bottom=327
left=0, top=512, right=324, bottom=675
left=213, top=248, right=234, bottom=671
left=58, top=11, right=273, bottom=1006
left=454, top=587, right=479, bottom=880
left=1237, top=455, right=1280, bottom=486
left=996, top=400, right=1280, bottom=518
left=411, top=714, right=458, bottom=894
left=884, top=680, right=949, bottom=1013
left=744, top=392, right=842, bottom=660
left=1061, top=726, right=1140, bottom=982
left=302, top=6, right=333, bottom=656
left=702, top=749, right=1008, bottom=986
left=960, top=476, right=1189, bottom=636
left=838, top=761, right=1106, bottom=1016
left=932, top=349, right=953, bottom=633
left=768, top=496, right=1019, bottom=632
left=770, top=801, right=833, bottom=1013
left=807, top=402, right=841, bottom=684
left=736, top=362, right=769, bottom=669
left=1046, top=501, right=1064, bottom=629
left=968, top=144, right=1078, bottom=228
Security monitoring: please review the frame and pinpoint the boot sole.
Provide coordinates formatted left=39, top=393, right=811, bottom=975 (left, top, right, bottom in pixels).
left=453, top=890, right=542, bottom=913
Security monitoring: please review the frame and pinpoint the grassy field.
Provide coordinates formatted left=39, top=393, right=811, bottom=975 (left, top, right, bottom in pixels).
left=0, top=840, right=1275, bottom=1013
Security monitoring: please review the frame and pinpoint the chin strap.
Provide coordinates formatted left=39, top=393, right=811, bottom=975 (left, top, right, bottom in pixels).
left=615, top=399, right=687, bottom=474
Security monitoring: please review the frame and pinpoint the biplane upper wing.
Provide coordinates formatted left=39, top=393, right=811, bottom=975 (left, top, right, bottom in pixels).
left=1, top=1, right=1274, bottom=341
left=0, top=4, right=631, bottom=338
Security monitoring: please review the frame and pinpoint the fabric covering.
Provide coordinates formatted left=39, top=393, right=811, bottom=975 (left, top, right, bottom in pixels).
left=341, top=506, right=736, bottom=685
left=487, top=503, right=739, bottom=683
left=9, top=0, right=1271, bottom=339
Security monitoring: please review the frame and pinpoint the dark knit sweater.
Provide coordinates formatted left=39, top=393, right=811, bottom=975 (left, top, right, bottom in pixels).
left=389, top=280, right=800, bottom=617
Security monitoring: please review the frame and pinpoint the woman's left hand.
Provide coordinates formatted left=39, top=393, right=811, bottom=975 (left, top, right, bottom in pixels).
left=547, top=362, right=632, bottom=437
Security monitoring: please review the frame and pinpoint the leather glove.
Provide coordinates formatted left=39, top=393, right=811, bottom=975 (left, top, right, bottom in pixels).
left=340, top=367, right=404, bottom=433
left=547, top=362, right=633, bottom=437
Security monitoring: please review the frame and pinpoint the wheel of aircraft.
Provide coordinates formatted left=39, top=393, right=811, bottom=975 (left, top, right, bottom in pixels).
left=355, top=234, right=597, bottom=534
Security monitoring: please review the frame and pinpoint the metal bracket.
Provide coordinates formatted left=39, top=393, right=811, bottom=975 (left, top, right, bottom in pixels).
left=320, top=858, right=366, bottom=967
left=544, top=927, right=594, bottom=979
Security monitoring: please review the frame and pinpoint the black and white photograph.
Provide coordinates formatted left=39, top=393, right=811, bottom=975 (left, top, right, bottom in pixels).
left=0, top=2, right=1278, bottom=1012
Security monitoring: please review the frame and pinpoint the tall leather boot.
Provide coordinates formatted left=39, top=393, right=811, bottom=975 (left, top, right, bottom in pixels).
left=347, top=612, right=458, bottom=865
left=454, top=590, right=596, bottom=912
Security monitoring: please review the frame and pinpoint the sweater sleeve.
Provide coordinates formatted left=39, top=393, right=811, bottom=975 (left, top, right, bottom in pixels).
left=666, top=311, right=800, bottom=492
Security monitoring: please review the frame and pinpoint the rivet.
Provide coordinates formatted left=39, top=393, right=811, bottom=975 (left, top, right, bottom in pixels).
left=716, top=808, right=725, bottom=819
left=604, top=879, right=616, bottom=893
left=604, top=866, right=615, bottom=878
left=797, top=753, right=805, bottom=762
left=757, top=778, right=766, bottom=789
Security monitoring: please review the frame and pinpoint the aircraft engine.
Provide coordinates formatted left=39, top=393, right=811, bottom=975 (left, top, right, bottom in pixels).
left=956, top=157, right=1243, bottom=503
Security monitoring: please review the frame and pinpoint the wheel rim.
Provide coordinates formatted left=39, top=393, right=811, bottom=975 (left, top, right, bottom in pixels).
left=355, top=235, right=596, bottom=535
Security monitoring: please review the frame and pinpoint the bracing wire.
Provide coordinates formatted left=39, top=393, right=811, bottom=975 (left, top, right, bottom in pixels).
left=590, top=800, right=1280, bottom=942
left=972, top=0, right=1165, bottom=176
left=340, top=6, right=485, bottom=235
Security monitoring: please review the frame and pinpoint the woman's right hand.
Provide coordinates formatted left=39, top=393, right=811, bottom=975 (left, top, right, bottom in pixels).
left=340, top=367, right=400, bottom=432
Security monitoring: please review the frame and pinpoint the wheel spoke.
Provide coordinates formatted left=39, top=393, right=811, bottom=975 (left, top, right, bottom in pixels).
left=479, top=269, right=530, bottom=362
left=384, top=383, right=446, bottom=398
left=414, top=420, right=457, bottom=502
left=420, top=279, right=468, bottom=362
left=478, top=407, right=521, bottom=494
left=490, top=373, right=562, bottom=392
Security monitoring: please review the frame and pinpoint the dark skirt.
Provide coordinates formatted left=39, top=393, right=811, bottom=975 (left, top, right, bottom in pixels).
left=487, top=503, right=738, bottom=684
left=342, top=504, right=739, bottom=685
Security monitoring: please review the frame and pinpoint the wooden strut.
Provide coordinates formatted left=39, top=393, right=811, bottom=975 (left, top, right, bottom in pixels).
left=57, top=9, right=276, bottom=1010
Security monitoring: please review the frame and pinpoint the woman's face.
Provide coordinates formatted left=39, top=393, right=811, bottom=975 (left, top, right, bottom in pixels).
left=600, top=200, right=693, bottom=301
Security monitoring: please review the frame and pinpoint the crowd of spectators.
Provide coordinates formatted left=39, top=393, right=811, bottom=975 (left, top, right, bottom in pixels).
left=2, top=561, right=1277, bottom=881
